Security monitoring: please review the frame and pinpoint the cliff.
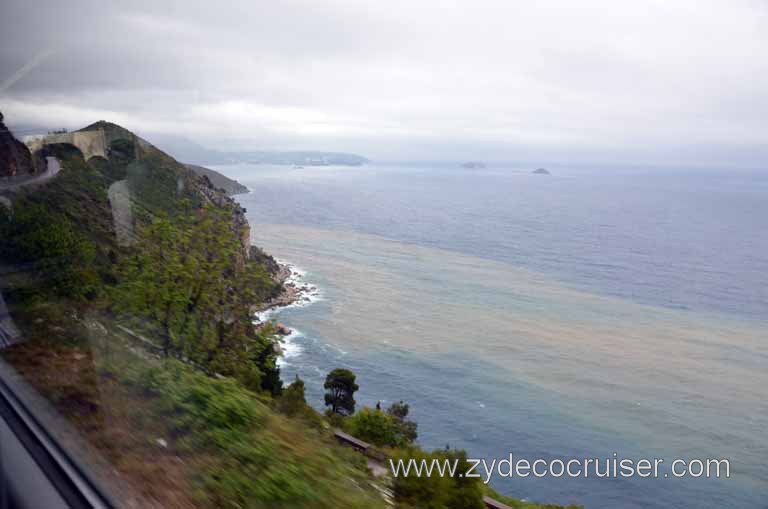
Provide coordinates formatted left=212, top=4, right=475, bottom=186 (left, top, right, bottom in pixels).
left=0, top=112, right=35, bottom=178
left=186, top=163, right=249, bottom=196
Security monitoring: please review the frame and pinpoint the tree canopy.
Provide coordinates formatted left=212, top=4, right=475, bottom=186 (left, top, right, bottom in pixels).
left=324, top=368, right=359, bottom=416
left=112, top=204, right=280, bottom=393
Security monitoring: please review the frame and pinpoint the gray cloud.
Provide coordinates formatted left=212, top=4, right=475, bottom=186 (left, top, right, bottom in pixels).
left=1, top=0, right=767, bottom=166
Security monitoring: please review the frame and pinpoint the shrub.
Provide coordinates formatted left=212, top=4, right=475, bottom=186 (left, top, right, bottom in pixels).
left=115, top=360, right=384, bottom=508
left=390, top=447, right=485, bottom=509
left=344, top=407, right=407, bottom=448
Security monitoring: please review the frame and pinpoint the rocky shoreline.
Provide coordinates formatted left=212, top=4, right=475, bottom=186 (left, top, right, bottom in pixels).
left=251, top=260, right=318, bottom=344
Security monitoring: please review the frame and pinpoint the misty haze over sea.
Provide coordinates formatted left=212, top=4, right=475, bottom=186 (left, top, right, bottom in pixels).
left=225, top=162, right=767, bottom=509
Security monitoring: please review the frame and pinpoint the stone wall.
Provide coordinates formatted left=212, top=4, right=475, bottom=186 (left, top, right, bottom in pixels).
left=24, top=129, right=108, bottom=161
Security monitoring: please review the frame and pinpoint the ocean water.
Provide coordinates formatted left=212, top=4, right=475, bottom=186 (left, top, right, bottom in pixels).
left=218, top=163, right=768, bottom=508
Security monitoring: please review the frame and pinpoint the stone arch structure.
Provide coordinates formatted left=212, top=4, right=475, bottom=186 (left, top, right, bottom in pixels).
left=24, top=129, right=108, bottom=162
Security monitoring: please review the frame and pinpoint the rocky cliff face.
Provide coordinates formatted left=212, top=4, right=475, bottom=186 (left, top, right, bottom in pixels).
left=0, top=112, right=34, bottom=178
left=186, top=164, right=248, bottom=196
left=249, top=245, right=280, bottom=276
left=193, top=171, right=252, bottom=267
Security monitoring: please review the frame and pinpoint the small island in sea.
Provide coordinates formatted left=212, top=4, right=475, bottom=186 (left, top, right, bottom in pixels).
left=461, top=161, right=486, bottom=169
left=533, top=168, right=551, bottom=175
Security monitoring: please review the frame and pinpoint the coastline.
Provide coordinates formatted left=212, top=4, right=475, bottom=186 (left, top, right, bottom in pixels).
left=251, top=258, right=320, bottom=361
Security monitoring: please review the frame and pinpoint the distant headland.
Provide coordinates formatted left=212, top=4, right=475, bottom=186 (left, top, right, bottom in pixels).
left=147, top=134, right=369, bottom=167
left=185, top=164, right=249, bottom=196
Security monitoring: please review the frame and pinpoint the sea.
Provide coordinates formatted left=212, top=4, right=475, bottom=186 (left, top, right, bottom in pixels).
left=213, top=162, right=768, bottom=509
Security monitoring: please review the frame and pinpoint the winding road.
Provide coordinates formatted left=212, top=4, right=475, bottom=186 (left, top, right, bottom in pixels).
left=0, top=156, right=61, bottom=192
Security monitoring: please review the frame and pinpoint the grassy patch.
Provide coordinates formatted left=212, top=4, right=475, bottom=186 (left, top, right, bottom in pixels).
left=3, top=325, right=385, bottom=508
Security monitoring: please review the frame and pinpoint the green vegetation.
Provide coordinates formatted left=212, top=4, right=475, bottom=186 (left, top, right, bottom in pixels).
left=386, top=400, right=418, bottom=443
left=324, top=368, right=359, bottom=416
left=342, top=401, right=418, bottom=448
left=0, top=146, right=119, bottom=301
left=0, top=200, right=99, bottom=299
left=111, top=204, right=280, bottom=393
left=344, top=407, right=410, bottom=448
left=114, top=359, right=382, bottom=508
left=390, top=447, right=485, bottom=509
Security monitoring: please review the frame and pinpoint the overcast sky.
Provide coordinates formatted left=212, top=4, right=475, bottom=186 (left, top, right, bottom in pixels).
left=1, top=0, right=767, bottom=166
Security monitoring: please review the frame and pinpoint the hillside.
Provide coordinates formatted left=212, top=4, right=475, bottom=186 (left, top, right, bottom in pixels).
left=186, top=163, right=249, bottom=196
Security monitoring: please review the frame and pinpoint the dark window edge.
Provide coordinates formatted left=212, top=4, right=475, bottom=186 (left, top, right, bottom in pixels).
left=0, top=363, right=114, bottom=509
